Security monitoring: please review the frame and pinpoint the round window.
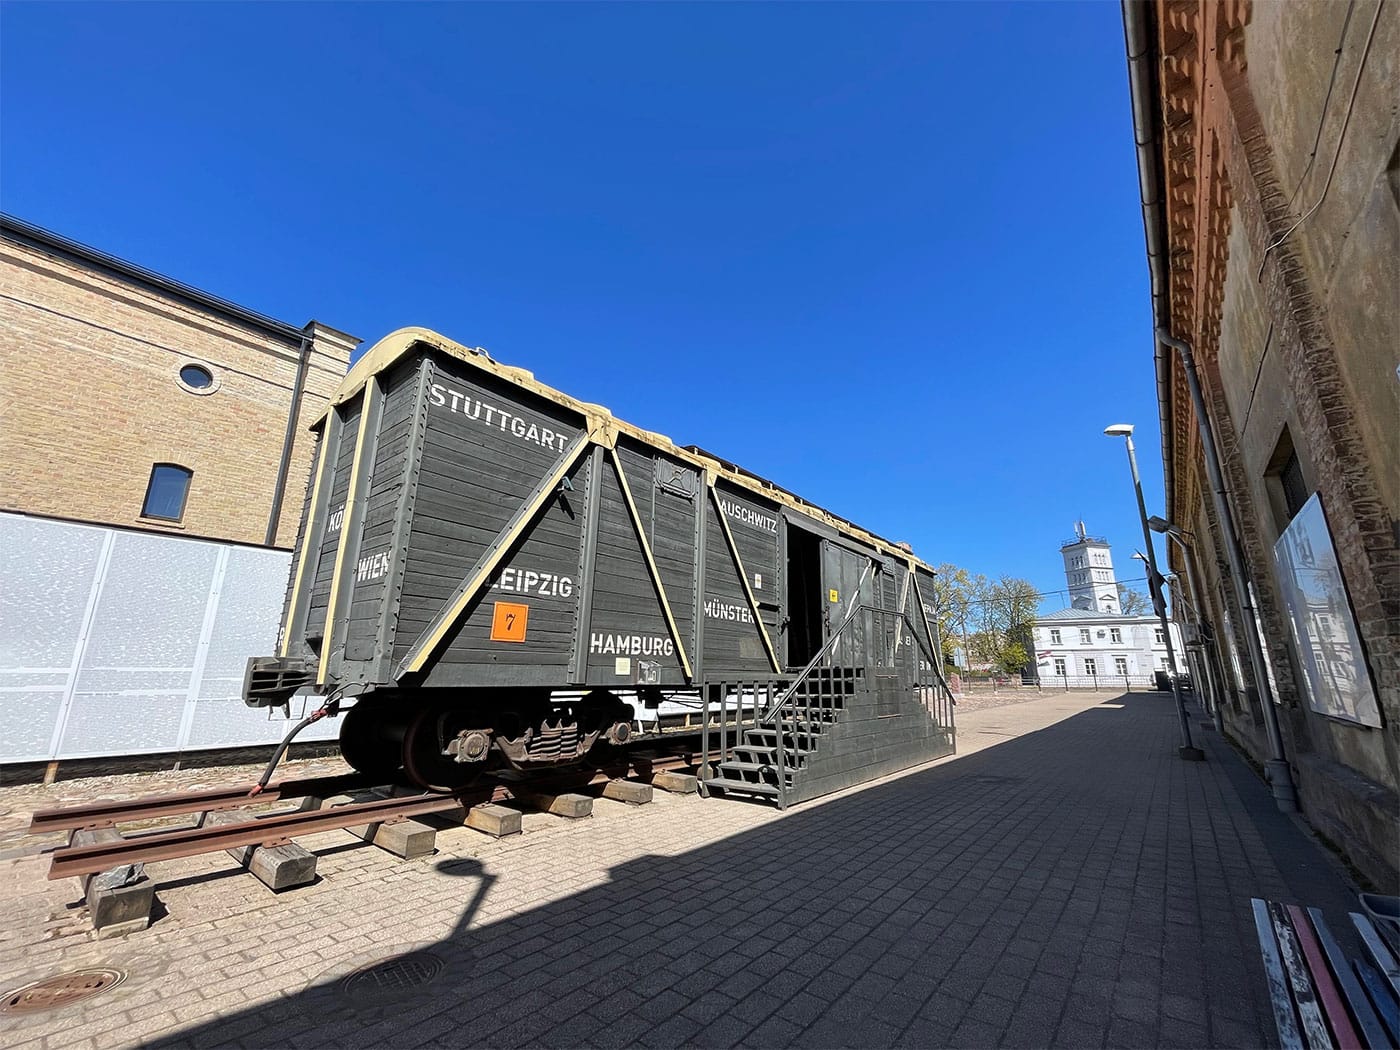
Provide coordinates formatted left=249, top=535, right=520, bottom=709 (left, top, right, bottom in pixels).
left=176, top=362, right=218, bottom=394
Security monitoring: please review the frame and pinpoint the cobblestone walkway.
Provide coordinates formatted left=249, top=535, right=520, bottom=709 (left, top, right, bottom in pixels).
left=0, top=691, right=1362, bottom=1048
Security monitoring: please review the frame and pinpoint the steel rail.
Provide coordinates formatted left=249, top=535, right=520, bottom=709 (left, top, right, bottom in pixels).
left=27, top=773, right=378, bottom=834
left=47, top=791, right=472, bottom=880
left=38, top=746, right=700, bottom=881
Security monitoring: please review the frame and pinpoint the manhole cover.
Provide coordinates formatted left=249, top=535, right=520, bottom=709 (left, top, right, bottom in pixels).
left=339, top=952, right=443, bottom=1000
left=2, top=969, right=126, bottom=1014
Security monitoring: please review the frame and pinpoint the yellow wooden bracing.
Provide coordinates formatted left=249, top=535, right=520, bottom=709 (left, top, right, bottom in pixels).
left=397, top=429, right=597, bottom=678
left=707, top=478, right=783, bottom=675
left=279, top=421, right=332, bottom=658
left=894, top=563, right=912, bottom=654
left=318, top=380, right=381, bottom=686
left=607, top=448, right=694, bottom=682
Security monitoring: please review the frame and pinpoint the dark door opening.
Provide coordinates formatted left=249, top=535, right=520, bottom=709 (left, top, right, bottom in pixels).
left=786, top=524, right=823, bottom=668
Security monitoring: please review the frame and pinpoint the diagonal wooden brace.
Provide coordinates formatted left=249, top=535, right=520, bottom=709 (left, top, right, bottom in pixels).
left=707, top=481, right=781, bottom=673
left=397, top=430, right=595, bottom=678
left=608, top=447, right=693, bottom=681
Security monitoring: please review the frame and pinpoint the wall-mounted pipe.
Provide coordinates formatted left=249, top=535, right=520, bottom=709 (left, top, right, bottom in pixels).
left=1158, top=330, right=1296, bottom=809
left=1120, top=1, right=1298, bottom=809
left=1121, top=1, right=1175, bottom=516
left=265, top=326, right=314, bottom=547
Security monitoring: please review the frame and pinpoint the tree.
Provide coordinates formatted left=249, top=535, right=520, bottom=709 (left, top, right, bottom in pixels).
left=925, top=563, right=983, bottom=665
left=924, top=568, right=1040, bottom=675
left=996, top=641, right=1029, bottom=675
left=1117, top=586, right=1151, bottom=616
left=950, top=575, right=1039, bottom=674
left=981, top=576, right=1040, bottom=673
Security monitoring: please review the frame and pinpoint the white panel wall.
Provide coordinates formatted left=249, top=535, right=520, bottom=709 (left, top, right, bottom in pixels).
left=0, top=513, right=337, bottom=763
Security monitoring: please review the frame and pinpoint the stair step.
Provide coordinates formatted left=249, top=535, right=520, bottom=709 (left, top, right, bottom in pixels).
left=739, top=735, right=815, bottom=749
left=749, top=729, right=822, bottom=744
left=705, top=779, right=780, bottom=796
left=734, top=745, right=811, bottom=762
left=717, top=760, right=795, bottom=779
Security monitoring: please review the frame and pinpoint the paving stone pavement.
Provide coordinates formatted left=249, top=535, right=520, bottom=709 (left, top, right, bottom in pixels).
left=0, top=690, right=1366, bottom=1049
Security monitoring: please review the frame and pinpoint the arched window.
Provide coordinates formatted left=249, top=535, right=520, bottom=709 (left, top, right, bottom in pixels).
left=142, top=464, right=193, bottom=521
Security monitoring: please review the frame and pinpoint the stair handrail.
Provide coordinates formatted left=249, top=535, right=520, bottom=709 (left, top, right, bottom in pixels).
left=761, top=600, right=871, bottom=726
left=902, top=615, right=958, bottom=709
left=762, top=605, right=955, bottom=727
left=740, top=605, right=956, bottom=809
left=760, top=598, right=871, bottom=726
left=877, top=604, right=955, bottom=701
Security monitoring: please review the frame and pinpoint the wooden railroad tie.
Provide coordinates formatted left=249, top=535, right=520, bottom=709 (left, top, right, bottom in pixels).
left=205, top=810, right=318, bottom=891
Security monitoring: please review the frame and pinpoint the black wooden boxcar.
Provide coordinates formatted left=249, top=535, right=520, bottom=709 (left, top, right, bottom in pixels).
left=245, top=328, right=953, bottom=795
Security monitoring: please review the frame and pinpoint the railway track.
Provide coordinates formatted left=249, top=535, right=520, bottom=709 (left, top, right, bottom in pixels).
left=27, top=739, right=706, bottom=893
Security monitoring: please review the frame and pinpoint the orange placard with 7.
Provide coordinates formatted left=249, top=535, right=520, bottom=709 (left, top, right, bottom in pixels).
left=490, top=602, right=529, bottom=642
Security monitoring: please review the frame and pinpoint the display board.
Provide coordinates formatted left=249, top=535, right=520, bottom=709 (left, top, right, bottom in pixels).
left=1272, top=494, right=1380, bottom=728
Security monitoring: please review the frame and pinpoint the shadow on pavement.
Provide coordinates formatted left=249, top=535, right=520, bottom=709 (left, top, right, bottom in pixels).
left=145, top=693, right=1358, bottom=1049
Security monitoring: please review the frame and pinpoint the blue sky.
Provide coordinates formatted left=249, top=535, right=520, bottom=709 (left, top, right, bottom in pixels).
left=1, top=2, right=1165, bottom=608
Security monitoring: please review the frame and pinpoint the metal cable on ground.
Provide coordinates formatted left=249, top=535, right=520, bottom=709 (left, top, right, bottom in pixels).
left=248, top=696, right=341, bottom=797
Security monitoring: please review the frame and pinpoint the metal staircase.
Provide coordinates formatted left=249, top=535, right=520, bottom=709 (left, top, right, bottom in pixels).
left=699, top=604, right=956, bottom=809
left=702, top=668, right=861, bottom=806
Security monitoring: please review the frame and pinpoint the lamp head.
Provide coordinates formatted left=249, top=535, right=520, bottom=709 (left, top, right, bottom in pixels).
left=1103, top=423, right=1135, bottom=437
left=1147, top=515, right=1188, bottom=539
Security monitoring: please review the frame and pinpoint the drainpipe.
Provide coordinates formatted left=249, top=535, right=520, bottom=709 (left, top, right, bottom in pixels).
left=1158, top=331, right=1298, bottom=810
left=265, top=324, right=313, bottom=546
left=1121, top=0, right=1298, bottom=810
left=1122, top=2, right=1175, bottom=514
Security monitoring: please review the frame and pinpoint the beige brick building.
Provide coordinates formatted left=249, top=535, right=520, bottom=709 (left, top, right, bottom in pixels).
left=0, top=215, right=358, bottom=548
left=1126, top=1, right=1398, bottom=890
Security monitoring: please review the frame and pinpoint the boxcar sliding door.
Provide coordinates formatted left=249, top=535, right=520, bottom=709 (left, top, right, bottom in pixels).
left=821, top=541, right=878, bottom=668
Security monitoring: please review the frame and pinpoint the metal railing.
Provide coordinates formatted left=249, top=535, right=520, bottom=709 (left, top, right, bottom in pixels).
left=698, top=677, right=789, bottom=786
left=763, top=604, right=955, bottom=724
left=778, top=605, right=955, bottom=802
left=1028, top=673, right=1160, bottom=692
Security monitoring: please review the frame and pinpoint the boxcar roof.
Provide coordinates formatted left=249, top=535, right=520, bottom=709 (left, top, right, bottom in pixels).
left=319, top=327, right=934, bottom=573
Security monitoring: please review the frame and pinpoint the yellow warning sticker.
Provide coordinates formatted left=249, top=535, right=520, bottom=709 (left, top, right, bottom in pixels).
left=829, top=589, right=840, bottom=603
left=490, top=602, right=529, bottom=642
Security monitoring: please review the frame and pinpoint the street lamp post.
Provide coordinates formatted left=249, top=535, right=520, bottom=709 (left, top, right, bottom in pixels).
left=1104, top=423, right=1205, bottom=761
left=1163, top=574, right=1207, bottom=708
left=1149, top=517, right=1226, bottom=734
left=1157, top=329, right=1296, bottom=810
left=1165, top=574, right=1220, bottom=730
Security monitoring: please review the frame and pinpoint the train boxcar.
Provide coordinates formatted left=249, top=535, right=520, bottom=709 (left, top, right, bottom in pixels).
left=244, top=328, right=954, bottom=800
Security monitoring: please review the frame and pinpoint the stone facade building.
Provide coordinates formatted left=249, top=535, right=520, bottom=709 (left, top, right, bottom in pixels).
left=0, top=215, right=358, bottom=768
left=0, top=215, right=359, bottom=547
left=1124, top=1, right=1398, bottom=889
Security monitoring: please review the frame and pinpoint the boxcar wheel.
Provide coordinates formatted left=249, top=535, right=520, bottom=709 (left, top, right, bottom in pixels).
left=402, top=703, right=485, bottom=793
left=339, top=702, right=406, bottom=779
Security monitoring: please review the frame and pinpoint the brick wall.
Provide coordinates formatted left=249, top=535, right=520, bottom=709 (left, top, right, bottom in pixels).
left=0, top=234, right=358, bottom=547
left=1151, top=0, right=1399, bottom=890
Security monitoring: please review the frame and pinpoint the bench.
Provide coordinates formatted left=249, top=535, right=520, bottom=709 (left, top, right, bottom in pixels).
left=1251, top=897, right=1400, bottom=1049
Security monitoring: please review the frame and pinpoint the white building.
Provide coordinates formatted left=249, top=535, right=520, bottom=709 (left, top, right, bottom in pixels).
left=1033, top=607, right=1182, bottom=685
left=1061, top=521, right=1120, bottom=613
left=1033, top=524, right=1182, bottom=685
